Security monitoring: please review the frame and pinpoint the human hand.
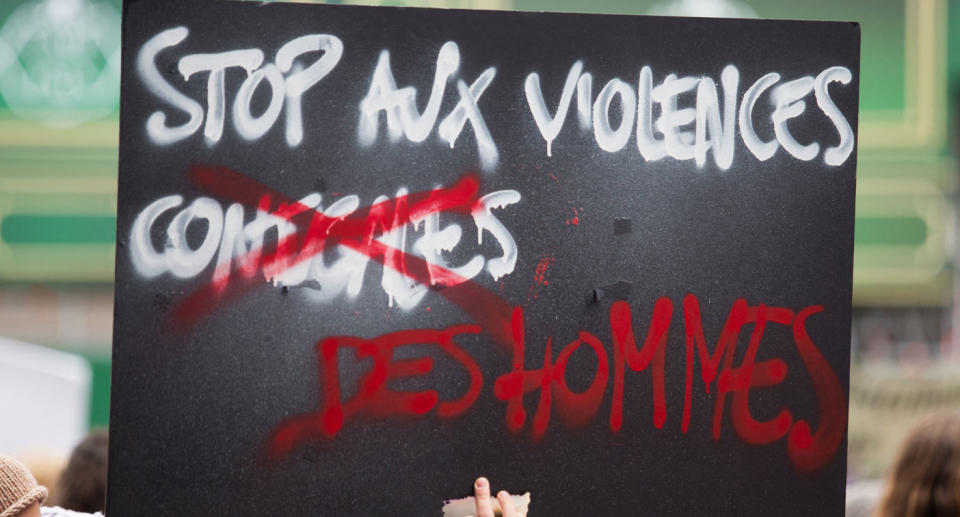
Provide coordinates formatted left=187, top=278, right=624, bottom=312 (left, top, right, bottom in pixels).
left=467, top=477, right=523, bottom=517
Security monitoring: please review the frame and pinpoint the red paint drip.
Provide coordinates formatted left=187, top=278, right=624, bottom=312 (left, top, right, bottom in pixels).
left=527, top=255, right=555, bottom=302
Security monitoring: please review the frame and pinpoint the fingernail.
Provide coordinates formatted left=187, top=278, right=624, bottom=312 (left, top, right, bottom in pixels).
left=498, top=491, right=509, bottom=499
left=476, top=477, right=488, bottom=489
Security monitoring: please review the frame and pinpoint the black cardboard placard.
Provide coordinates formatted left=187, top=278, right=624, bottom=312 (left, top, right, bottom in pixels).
left=110, top=2, right=860, bottom=515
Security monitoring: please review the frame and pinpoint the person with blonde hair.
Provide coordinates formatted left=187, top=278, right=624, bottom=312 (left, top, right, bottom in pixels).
left=874, top=412, right=960, bottom=517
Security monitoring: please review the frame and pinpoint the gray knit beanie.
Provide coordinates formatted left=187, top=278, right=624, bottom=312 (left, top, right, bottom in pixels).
left=0, top=454, right=48, bottom=517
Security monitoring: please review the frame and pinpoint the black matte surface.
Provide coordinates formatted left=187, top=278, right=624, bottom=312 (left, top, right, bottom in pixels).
left=111, top=2, right=859, bottom=515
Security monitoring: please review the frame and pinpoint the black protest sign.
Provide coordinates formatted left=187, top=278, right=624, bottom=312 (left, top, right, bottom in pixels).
left=110, top=1, right=859, bottom=515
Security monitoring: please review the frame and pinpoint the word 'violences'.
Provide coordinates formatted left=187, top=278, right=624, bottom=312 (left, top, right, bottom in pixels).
left=526, top=62, right=854, bottom=168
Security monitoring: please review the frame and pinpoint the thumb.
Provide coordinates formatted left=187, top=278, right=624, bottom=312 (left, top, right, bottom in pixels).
left=474, top=477, right=495, bottom=517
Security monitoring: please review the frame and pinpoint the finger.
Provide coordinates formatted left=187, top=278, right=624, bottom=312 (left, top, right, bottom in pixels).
left=498, top=490, right=518, bottom=517
left=474, top=477, right=495, bottom=517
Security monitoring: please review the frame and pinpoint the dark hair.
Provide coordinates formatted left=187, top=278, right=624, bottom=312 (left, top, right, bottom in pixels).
left=54, top=429, right=108, bottom=513
left=874, top=413, right=960, bottom=517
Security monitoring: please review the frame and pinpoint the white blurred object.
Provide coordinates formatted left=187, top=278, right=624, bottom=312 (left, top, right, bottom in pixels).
left=648, top=0, right=757, bottom=18
left=0, top=336, right=91, bottom=458
left=845, top=479, right=884, bottom=517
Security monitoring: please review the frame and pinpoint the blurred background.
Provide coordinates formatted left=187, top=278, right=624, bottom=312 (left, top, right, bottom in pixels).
left=0, top=0, right=956, bottom=501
